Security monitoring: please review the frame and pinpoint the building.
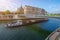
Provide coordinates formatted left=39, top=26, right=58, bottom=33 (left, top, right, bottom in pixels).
left=13, top=5, right=25, bottom=19
left=0, top=5, right=47, bottom=20
left=24, top=5, right=47, bottom=18
left=17, top=5, right=24, bottom=14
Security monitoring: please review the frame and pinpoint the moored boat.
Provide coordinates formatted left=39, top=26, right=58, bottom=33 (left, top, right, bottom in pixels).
left=6, top=20, right=23, bottom=27
left=6, top=18, right=48, bottom=28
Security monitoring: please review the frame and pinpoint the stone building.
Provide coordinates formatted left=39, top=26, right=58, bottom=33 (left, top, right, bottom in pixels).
left=12, top=5, right=25, bottom=19
left=24, top=5, right=47, bottom=18
left=0, top=5, right=47, bottom=20
left=17, top=5, right=24, bottom=14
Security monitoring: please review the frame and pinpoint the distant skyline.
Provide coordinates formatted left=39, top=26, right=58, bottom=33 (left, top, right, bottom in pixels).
left=0, top=0, right=60, bottom=13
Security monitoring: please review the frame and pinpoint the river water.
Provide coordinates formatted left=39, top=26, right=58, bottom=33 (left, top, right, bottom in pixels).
left=0, top=18, right=60, bottom=40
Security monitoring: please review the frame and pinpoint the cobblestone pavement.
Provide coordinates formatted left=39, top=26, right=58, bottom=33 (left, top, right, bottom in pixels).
left=46, top=28, right=60, bottom=40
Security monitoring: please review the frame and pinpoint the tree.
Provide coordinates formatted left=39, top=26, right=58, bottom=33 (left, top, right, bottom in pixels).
left=5, top=10, right=10, bottom=15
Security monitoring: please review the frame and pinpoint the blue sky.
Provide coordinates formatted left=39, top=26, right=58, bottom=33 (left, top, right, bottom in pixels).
left=0, top=0, right=60, bottom=13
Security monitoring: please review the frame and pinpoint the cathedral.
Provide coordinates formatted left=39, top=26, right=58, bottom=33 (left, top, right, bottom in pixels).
left=16, top=5, right=24, bottom=14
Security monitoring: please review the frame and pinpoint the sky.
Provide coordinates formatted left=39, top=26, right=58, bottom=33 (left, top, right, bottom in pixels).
left=0, top=0, right=60, bottom=13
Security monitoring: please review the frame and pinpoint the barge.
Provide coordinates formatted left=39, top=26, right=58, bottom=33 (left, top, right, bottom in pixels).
left=6, top=20, right=23, bottom=27
left=6, top=18, right=48, bottom=28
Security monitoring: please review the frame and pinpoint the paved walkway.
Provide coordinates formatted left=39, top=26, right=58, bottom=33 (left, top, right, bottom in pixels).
left=46, top=28, right=60, bottom=40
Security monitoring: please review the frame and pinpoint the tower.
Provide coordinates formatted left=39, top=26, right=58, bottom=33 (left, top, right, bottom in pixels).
left=17, top=4, right=24, bottom=14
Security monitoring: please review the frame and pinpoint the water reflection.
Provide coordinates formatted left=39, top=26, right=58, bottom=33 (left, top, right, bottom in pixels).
left=0, top=24, right=44, bottom=40
left=0, top=18, right=60, bottom=40
left=37, top=18, right=60, bottom=31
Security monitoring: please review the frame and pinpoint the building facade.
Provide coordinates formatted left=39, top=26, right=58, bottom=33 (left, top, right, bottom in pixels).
left=17, top=5, right=24, bottom=14
left=0, top=5, right=47, bottom=20
left=24, top=5, right=47, bottom=18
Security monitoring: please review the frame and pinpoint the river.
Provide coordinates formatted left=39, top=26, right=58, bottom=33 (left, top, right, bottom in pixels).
left=0, top=18, right=60, bottom=40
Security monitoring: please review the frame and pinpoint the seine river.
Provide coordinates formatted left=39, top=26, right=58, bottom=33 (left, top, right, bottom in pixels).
left=0, top=18, right=60, bottom=40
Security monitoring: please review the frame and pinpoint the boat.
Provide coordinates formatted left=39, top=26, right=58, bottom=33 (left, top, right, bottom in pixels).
left=6, top=20, right=23, bottom=27
left=6, top=18, right=48, bottom=28
left=45, top=27, right=60, bottom=40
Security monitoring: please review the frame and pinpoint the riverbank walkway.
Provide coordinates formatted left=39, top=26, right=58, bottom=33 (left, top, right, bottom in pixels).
left=45, top=27, right=60, bottom=40
left=0, top=17, right=47, bottom=20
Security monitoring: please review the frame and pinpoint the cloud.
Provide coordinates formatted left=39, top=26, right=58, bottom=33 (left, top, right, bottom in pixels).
left=0, top=0, right=21, bottom=11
